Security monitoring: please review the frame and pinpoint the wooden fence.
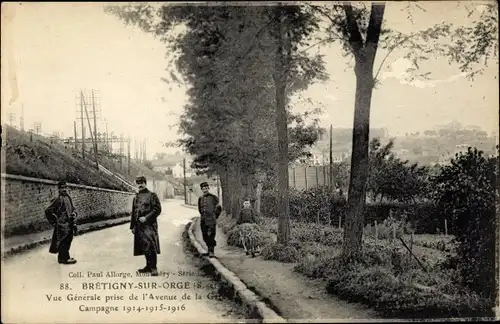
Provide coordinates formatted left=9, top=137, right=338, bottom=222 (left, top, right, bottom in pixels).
left=184, top=167, right=330, bottom=204
left=289, top=165, right=332, bottom=190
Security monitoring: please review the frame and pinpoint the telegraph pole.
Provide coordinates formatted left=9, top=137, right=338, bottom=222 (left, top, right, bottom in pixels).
left=183, top=157, right=187, bottom=204
left=92, top=90, right=98, bottom=154
left=119, top=133, right=124, bottom=170
left=73, top=121, right=78, bottom=150
left=134, top=138, right=138, bottom=161
left=329, top=124, right=333, bottom=188
left=127, top=137, right=131, bottom=175
left=105, top=120, right=109, bottom=153
left=80, top=93, right=85, bottom=159
left=81, top=90, right=99, bottom=169
left=20, top=105, right=24, bottom=131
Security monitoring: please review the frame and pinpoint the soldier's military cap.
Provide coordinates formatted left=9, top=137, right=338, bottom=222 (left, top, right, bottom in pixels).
left=200, top=182, right=209, bottom=188
left=135, top=176, right=147, bottom=184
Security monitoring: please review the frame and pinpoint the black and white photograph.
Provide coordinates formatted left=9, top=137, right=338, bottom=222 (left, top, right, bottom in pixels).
left=1, top=1, right=499, bottom=322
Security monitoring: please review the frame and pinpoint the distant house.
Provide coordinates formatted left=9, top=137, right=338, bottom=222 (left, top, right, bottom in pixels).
left=307, top=150, right=349, bottom=165
left=144, top=175, right=176, bottom=200
left=300, top=126, right=386, bottom=166
left=152, top=162, right=174, bottom=174
left=423, top=130, right=438, bottom=137
left=397, top=148, right=410, bottom=157
left=172, top=161, right=194, bottom=178
left=151, top=154, right=184, bottom=174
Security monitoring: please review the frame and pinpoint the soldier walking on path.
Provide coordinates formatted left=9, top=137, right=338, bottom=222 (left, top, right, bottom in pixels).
left=130, top=176, right=162, bottom=276
left=44, top=181, right=78, bottom=265
left=198, top=182, right=222, bottom=258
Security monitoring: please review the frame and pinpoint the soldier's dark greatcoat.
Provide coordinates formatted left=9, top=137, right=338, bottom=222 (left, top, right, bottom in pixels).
left=130, top=188, right=162, bottom=256
left=44, top=194, right=76, bottom=258
left=198, top=193, right=220, bottom=252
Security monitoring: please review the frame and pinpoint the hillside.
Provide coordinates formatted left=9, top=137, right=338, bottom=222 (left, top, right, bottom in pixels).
left=2, top=126, right=131, bottom=191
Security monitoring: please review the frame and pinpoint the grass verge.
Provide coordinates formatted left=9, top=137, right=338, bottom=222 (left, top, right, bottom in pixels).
left=219, top=213, right=494, bottom=319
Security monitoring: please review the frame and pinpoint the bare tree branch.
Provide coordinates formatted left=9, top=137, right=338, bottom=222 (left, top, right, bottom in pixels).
left=364, top=3, right=386, bottom=69
left=342, top=3, right=364, bottom=54
left=306, top=4, right=348, bottom=42
left=373, top=33, right=413, bottom=82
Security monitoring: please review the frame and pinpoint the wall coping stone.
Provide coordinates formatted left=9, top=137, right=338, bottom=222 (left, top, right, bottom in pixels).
left=1, top=173, right=135, bottom=195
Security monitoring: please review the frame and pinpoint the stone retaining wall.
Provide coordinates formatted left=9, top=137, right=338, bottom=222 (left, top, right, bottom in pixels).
left=1, top=173, right=135, bottom=236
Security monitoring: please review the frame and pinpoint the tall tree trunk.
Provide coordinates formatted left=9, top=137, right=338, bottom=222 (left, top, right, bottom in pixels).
left=255, top=181, right=263, bottom=214
left=242, top=104, right=258, bottom=210
left=220, top=165, right=231, bottom=212
left=241, top=169, right=257, bottom=207
left=341, top=3, right=385, bottom=261
left=230, top=163, right=243, bottom=218
left=274, top=6, right=290, bottom=245
left=342, top=62, right=374, bottom=260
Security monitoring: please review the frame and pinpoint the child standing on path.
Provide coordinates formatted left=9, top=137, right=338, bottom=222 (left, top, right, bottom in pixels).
left=236, top=199, right=260, bottom=257
left=236, top=199, right=258, bottom=225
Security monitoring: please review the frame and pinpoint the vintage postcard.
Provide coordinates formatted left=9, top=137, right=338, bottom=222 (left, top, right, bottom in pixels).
left=1, top=1, right=499, bottom=323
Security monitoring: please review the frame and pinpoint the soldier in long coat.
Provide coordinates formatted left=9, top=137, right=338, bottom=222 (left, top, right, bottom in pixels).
left=130, top=176, right=162, bottom=276
left=198, top=182, right=222, bottom=258
left=45, top=181, right=78, bottom=264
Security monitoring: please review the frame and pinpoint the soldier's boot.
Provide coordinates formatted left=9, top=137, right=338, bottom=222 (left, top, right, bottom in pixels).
left=58, top=251, right=76, bottom=264
left=149, top=259, right=159, bottom=276
left=137, top=266, right=151, bottom=273
left=208, top=247, right=215, bottom=258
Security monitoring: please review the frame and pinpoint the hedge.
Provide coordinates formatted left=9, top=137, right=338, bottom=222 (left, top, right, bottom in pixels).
left=260, top=187, right=444, bottom=234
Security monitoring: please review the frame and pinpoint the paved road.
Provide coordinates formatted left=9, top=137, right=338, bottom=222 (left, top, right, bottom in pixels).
left=2, top=200, right=246, bottom=323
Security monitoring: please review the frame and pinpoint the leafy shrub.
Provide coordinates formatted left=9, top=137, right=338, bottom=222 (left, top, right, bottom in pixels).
left=261, top=242, right=300, bottom=263
left=400, top=266, right=464, bottom=296
left=432, top=148, right=497, bottom=303
left=325, top=257, right=493, bottom=318
left=363, top=215, right=410, bottom=242
left=290, top=222, right=343, bottom=246
left=217, top=212, right=237, bottom=234
left=261, top=186, right=441, bottom=233
left=368, top=138, right=431, bottom=204
left=261, top=186, right=345, bottom=225
left=321, top=227, right=344, bottom=246
left=294, top=254, right=341, bottom=279
left=257, top=217, right=278, bottom=234
left=297, top=241, right=338, bottom=259
left=287, top=238, right=304, bottom=251
left=409, top=235, right=455, bottom=253
left=226, top=223, right=273, bottom=248
left=363, top=244, right=416, bottom=276
left=363, top=202, right=442, bottom=234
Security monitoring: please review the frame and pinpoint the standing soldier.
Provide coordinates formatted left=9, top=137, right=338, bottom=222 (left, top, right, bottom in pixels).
left=45, top=181, right=78, bottom=265
left=130, top=176, right=162, bottom=276
left=198, top=182, right=222, bottom=258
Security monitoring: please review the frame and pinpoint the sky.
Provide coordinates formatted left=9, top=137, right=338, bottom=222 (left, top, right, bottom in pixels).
left=1, top=2, right=498, bottom=160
